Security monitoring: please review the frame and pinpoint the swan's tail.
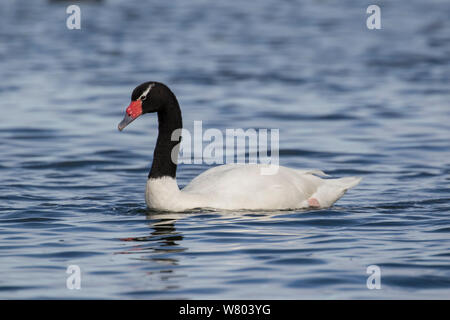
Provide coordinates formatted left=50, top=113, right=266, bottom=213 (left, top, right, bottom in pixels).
left=330, top=176, right=362, bottom=190
left=311, top=176, right=362, bottom=208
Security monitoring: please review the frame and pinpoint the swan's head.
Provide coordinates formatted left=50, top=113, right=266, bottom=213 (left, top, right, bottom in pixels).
left=118, top=81, right=167, bottom=131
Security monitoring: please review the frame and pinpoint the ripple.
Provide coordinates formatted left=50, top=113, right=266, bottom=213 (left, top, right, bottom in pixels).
left=21, top=251, right=103, bottom=259
left=22, top=159, right=120, bottom=169
left=268, top=257, right=326, bottom=265
left=383, top=275, right=450, bottom=289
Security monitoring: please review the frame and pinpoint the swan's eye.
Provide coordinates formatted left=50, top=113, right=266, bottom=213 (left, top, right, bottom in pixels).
left=140, top=95, right=147, bottom=101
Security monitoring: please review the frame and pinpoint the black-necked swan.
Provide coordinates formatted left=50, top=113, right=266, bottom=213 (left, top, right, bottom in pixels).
left=118, top=81, right=361, bottom=212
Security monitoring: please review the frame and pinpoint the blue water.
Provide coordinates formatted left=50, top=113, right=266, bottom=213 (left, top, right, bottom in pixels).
left=0, top=0, right=449, bottom=299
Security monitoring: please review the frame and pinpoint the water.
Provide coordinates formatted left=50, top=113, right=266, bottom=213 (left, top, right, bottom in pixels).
left=0, top=0, right=449, bottom=299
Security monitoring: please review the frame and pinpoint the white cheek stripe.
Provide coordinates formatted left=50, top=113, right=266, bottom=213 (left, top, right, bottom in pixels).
left=140, top=83, right=155, bottom=100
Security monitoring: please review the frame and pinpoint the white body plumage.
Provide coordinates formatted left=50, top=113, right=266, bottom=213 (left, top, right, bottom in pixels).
left=146, top=163, right=361, bottom=212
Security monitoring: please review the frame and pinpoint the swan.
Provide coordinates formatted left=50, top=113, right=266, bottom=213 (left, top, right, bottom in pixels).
left=118, top=81, right=361, bottom=212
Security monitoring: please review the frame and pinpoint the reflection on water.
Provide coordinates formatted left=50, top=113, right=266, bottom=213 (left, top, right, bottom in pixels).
left=119, top=214, right=185, bottom=262
left=116, top=214, right=187, bottom=293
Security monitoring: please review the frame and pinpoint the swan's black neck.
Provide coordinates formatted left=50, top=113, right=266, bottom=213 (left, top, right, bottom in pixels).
left=148, top=91, right=182, bottom=179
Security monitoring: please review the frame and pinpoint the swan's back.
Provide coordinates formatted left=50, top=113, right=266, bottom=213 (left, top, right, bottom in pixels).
left=180, top=164, right=361, bottom=210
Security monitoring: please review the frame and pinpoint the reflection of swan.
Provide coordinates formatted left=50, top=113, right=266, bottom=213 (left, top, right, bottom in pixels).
left=116, top=215, right=186, bottom=292
left=118, top=82, right=361, bottom=211
left=118, top=215, right=185, bottom=264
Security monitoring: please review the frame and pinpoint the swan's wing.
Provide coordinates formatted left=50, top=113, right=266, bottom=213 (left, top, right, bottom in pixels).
left=181, top=164, right=361, bottom=209
left=182, top=163, right=250, bottom=193
left=182, top=164, right=319, bottom=208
